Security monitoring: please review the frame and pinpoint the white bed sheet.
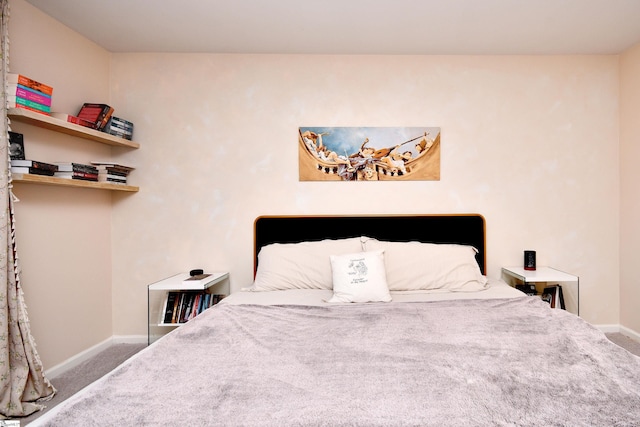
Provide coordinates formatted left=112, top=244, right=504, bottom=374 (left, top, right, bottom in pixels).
left=221, top=278, right=524, bottom=306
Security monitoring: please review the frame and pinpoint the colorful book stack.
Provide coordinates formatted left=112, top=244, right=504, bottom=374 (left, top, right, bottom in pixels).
left=76, top=103, right=114, bottom=131
left=10, top=159, right=58, bottom=176
left=105, top=116, right=134, bottom=140
left=91, top=162, right=134, bottom=185
left=53, top=162, right=99, bottom=181
left=162, top=291, right=226, bottom=324
left=6, top=73, right=53, bottom=115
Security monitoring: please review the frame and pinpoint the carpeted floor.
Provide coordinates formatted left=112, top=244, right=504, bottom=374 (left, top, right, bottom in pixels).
left=17, top=333, right=640, bottom=425
left=606, top=332, right=640, bottom=356
left=22, top=343, right=146, bottom=425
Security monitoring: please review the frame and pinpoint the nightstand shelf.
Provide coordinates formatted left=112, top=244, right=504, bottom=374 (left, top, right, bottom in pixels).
left=502, top=266, right=580, bottom=315
left=147, top=272, right=229, bottom=344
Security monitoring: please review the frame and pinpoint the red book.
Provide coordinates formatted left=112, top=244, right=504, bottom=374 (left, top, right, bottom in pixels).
left=76, top=103, right=114, bottom=130
left=51, top=112, right=95, bottom=129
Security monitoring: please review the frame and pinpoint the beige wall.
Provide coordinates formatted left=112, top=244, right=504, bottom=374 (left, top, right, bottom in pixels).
left=109, top=53, right=620, bottom=334
left=9, top=0, right=114, bottom=369
left=620, top=42, right=640, bottom=333
left=10, top=0, right=632, bottom=369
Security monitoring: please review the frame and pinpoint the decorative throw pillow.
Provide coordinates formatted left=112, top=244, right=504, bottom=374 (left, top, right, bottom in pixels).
left=327, top=250, right=392, bottom=303
left=249, top=237, right=364, bottom=291
left=361, top=238, right=487, bottom=292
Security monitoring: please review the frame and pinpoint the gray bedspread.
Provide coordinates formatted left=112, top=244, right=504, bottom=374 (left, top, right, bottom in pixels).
left=33, top=297, right=640, bottom=426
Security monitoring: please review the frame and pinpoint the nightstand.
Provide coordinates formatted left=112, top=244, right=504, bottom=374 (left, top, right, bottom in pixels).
left=147, top=272, right=229, bottom=345
left=501, top=266, right=579, bottom=316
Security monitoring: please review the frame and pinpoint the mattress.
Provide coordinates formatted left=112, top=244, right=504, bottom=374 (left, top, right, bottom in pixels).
left=224, top=278, right=524, bottom=306
left=31, top=284, right=640, bottom=427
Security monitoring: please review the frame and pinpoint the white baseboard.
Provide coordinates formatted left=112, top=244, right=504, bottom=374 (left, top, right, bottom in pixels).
left=45, top=337, right=113, bottom=379
left=112, top=334, right=148, bottom=345
left=619, top=325, right=640, bottom=342
left=595, top=324, right=640, bottom=341
left=595, top=324, right=621, bottom=333
left=45, top=335, right=147, bottom=379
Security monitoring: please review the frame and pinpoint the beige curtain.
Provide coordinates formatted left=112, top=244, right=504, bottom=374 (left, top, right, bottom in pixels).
left=0, top=0, right=56, bottom=418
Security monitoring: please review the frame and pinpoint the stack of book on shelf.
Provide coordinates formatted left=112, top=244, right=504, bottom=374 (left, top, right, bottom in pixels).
left=7, top=73, right=53, bottom=115
left=50, top=105, right=136, bottom=141
left=10, top=159, right=58, bottom=176
left=105, top=116, right=134, bottom=140
left=76, top=103, right=114, bottom=131
left=162, top=291, right=226, bottom=324
left=53, top=162, right=99, bottom=181
left=91, top=161, right=134, bottom=185
left=7, top=131, right=53, bottom=176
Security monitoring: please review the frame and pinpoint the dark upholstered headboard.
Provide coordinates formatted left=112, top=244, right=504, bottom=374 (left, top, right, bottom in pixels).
left=254, top=214, right=486, bottom=275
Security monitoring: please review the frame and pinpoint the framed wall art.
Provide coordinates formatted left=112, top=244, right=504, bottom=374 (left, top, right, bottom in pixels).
left=299, top=126, right=440, bottom=181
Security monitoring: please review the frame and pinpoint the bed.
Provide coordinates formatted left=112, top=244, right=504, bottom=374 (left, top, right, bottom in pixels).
left=31, top=214, right=640, bottom=426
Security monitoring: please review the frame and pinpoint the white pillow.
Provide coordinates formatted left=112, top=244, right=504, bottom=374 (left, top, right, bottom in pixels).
left=249, top=237, right=364, bottom=291
left=361, top=239, right=487, bottom=292
left=327, top=250, right=392, bottom=303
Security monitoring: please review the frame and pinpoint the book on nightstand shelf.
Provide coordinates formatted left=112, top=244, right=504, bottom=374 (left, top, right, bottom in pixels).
left=183, top=273, right=214, bottom=286
left=542, top=285, right=565, bottom=310
left=163, top=292, right=179, bottom=324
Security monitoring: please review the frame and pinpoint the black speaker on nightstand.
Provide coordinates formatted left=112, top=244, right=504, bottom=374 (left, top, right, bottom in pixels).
left=524, top=250, right=536, bottom=271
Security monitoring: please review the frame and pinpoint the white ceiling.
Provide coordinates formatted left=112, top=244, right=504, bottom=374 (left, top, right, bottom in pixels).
left=23, top=0, right=640, bottom=55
